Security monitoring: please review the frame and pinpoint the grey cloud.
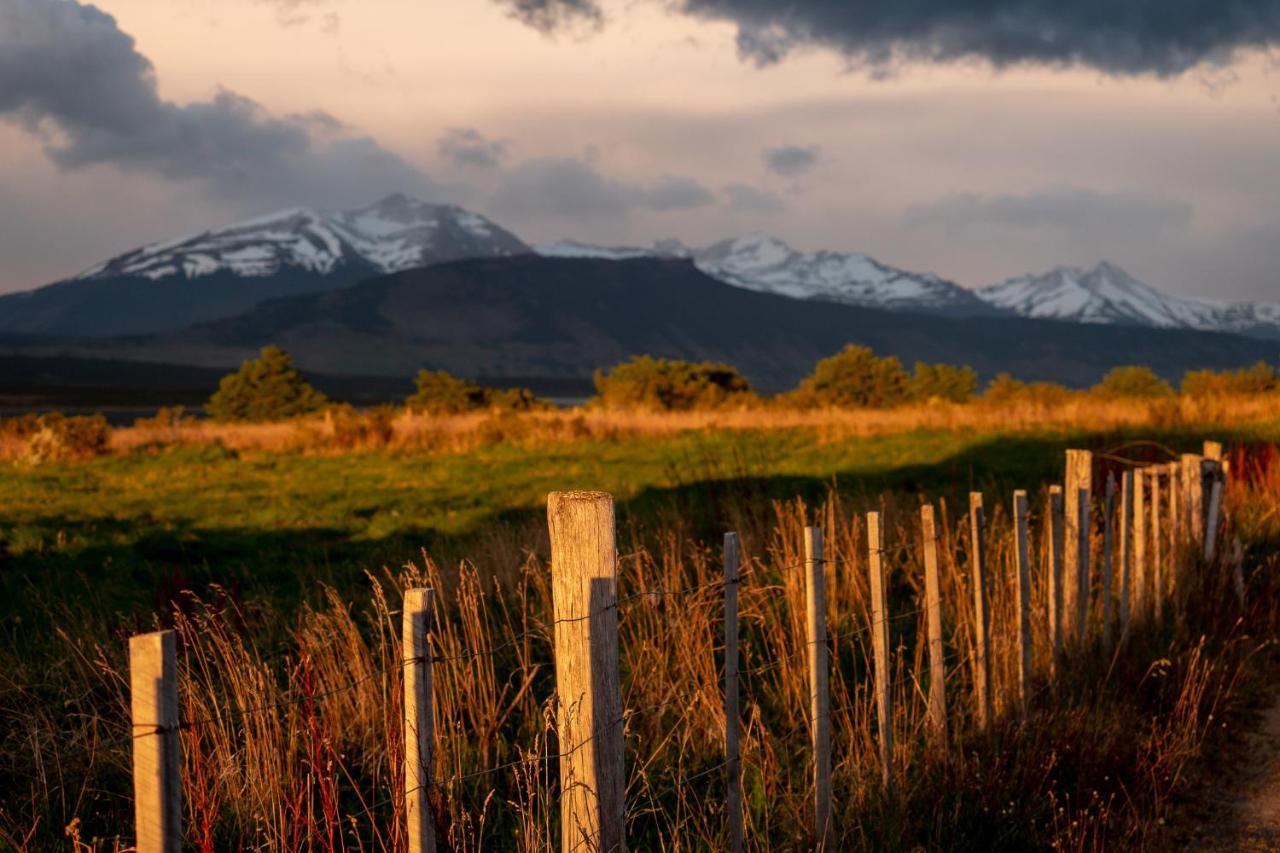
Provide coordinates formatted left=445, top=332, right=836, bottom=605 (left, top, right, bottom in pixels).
left=492, top=0, right=602, bottom=34
left=723, top=183, right=785, bottom=214
left=494, top=0, right=1280, bottom=75
left=763, top=144, right=819, bottom=176
left=905, top=187, right=1193, bottom=236
left=488, top=157, right=713, bottom=220
left=437, top=127, right=509, bottom=169
left=0, top=0, right=436, bottom=207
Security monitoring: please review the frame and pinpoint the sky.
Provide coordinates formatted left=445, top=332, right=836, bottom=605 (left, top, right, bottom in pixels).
left=1, top=0, right=1279, bottom=300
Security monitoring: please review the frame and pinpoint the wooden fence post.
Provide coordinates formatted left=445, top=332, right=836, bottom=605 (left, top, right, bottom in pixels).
left=921, top=505, right=947, bottom=743
left=1182, top=454, right=1205, bottom=546
left=1205, top=469, right=1223, bottom=562
left=804, top=526, right=832, bottom=849
left=1204, top=440, right=1223, bottom=462
left=403, top=588, right=437, bottom=853
left=1075, top=486, right=1091, bottom=642
left=723, top=533, right=744, bottom=853
left=1167, top=461, right=1181, bottom=605
left=1013, top=491, right=1032, bottom=719
left=1119, top=470, right=1133, bottom=641
left=1047, top=485, right=1065, bottom=674
left=1064, top=450, right=1092, bottom=645
left=969, top=493, right=992, bottom=732
left=1133, top=469, right=1147, bottom=622
left=548, top=491, right=625, bottom=853
left=1101, top=474, right=1115, bottom=654
left=867, top=513, right=893, bottom=792
left=130, top=630, right=181, bottom=853
left=1151, top=469, right=1163, bottom=623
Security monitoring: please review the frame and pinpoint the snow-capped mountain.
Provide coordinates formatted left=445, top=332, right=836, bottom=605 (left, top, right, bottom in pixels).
left=538, top=233, right=999, bottom=316
left=77, top=193, right=528, bottom=283
left=977, top=262, right=1280, bottom=339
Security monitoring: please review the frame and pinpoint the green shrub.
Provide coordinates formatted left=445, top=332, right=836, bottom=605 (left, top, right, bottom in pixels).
left=982, top=373, right=1073, bottom=407
left=592, top=356, right=754, bottom=411
left=1094, top=366, right=1173, bottom=398
left=786, top=345, right=910, bottom=408
left=407, top=369, right=549, bottom=414
left=909, top=362, right=977, bottom=403
left=1182, top=362, right=1278, bottom=397
left=19, top=413, right=111, bottom=463
left=206, top=346, right=328, bottom=422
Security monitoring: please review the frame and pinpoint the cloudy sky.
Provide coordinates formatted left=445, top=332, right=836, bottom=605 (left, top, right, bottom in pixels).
left=1, top=0, right=1279, bottom=299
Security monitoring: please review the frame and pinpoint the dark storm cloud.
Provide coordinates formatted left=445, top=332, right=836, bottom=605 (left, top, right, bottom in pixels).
left=488, top=156, right=713, bottom=220
left=438, top=127, right=509, bottom=169
left=723, top=182, right=785, bottom=214
left=495, top=0, right=1280, bottom=75
left=763, top=144, right=820, bottom=176
left=905, top=187, right=1193, bottom=238
left=0, top=0, right=436, bottom=206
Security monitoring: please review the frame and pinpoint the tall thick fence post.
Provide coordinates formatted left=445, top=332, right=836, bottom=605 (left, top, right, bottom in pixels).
left=1047, top=485, right=1065, bottom=675
left=548, top=491, right=625, bottom=853
left=1168, top=461, right=1182, bottom=605
left=804, top=526, right=832, bottom=849
left=1182, top=454, right=1205, bottom=546
left=403, top=588, right=437, bottom=853
left=1101, top=474, right=1115, bottom=654
left=867, top=513, right=893, bottom=792
left=1119, top=471, right=1133, bottom=641
left=723, top=533, right=744, bottom=853
left=1075, top=486, right=1091, bottom=642
left=1205, top=469, right=1224, bottom=562
left=1064, top=450, right=1092, bottom=645
left=130, top=630, right=181, bottom=853
left=1133, top=469, right=1147, bottom=622
left=1013, top=491, right=1032, bottom=718
left=1151, top=469, right=1163, bottom=622
left=921, top=505, right=947, bottom=743
left=969, top=493, right=992, bottom=732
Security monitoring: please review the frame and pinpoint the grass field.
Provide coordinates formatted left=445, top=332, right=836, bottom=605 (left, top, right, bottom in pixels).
left=3, top=405, right=1280, bottom=848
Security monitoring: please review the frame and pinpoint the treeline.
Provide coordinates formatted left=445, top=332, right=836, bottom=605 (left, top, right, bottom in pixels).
left=199, top=344, right=1280, bottom=422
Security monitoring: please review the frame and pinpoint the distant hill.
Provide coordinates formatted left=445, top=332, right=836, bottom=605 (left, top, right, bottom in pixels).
left=31, top=255, right=1278, bottom=393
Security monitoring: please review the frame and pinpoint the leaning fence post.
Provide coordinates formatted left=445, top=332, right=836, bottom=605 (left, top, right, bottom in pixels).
left=1133, top=469, right=1147, bottom=622
left=548, top=491, right=625, bottom=853
left=921, top=505, right=947, bottom=743
left=130, top=630, right=181, bottom=853
left=403, top=588, right=437, bottom=853
left=723, top=533, right=744, bottom=853
left=1150, top=469, right=1163, bottom=623
left=1119, top=470, right=1133, bottom=641
left=1064, top=450, right=1092, bottom=645
left=804, top=526, right=832, bottom=849
left=969, top=493, right=992, bottom=732
left=1013, top=491, right=1032, bottom=719
left=1047, top=485, right=1065, bottom=675
left=867, top=512, right=893, bottom=792
left=1101, top=474, right=1115, bottom=654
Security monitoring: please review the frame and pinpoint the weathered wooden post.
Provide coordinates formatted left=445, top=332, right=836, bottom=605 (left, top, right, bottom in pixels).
left=1075, top=487, right=1091, bottom=642
left=921, top=505, right=947, bottom=742
left=867, top=513, right=893, bottom=792
left=1168, top=461, right=1182, bottom=604
left=1101, top=474, right=1115, bottom=654
left=1205, top=469, right=1224, bottom=562
left=130, top=630, right=181, bottom=853
left=1013, top=490, right=1032, bottom=718
left=1064, top=450, right=1092, bottom=644
left=1119, top=470, right=1133, bottom=641
left=1047, top=485, right=1065, bottom=674
left=403, top=588, right=437, bottom=853
left=804, top=526, right=832, bottom=849
left=723, top=533, right=744, bottom=853
left=1133, top=469, right=1147, bottom=621
left=548, top=491, right=625, bottom=853
left=1151, top=468, right=1163, bottom=623
left=969, top=493, right=992, bottom=732
left=1204, top=440, right=1224, bottom=462
left=1182, top=454, right=1205, bottom=546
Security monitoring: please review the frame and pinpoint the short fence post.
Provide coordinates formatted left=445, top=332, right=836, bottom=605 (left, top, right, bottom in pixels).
left=1204, top=468, right=1223, bottom=562
left=1133, top=469, right=1147, bottom=622
left=403, top=588, right=437, bottom=853
left=921, top=505, right=947, bottom=743
left=1150, top=469, right=1163, bottom=623
left=1064, top=450, right=1092, bottom=645
left=1047, top=485, right=1065, bottom=675
left=969, top=493, right=992, bottom=732
left=804, top=526, right=832, bottom=849
left=867, top=512, right=893, bottom=792
left=548, top=491, right=625, bottom=853
left=1204, top=440, right=1224, bottom=462
left=1013, top=491, right=1032, bottom=718
left=1119, top=471, right=1133, bottom=642
left=1101, top=474, right=1115, bottom=654
left=723, top=533, right=744, bottom=853
left=130, top=630, right=181, bottom=853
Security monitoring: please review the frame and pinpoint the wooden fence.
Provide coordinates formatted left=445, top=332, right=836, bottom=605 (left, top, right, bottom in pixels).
left=127, top=441, right=1232, bottom=851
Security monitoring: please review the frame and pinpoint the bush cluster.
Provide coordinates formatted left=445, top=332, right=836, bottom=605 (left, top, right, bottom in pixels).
left=1182, top=361, right=1278, bottom=397
left=592, top=356, right=754, bottom=411
left=13, top=413, right=111, bottom=462
left=206, top=346, right=328, bottom=422
left=780, top=345, right=977, bottom=409
left=406, top=370, right=548, bottom=414
left=1093, top=365, right=1174, bottom=398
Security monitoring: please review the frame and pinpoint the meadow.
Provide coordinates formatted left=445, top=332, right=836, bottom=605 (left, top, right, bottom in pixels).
left=3, top=395, right=1280, bottom=849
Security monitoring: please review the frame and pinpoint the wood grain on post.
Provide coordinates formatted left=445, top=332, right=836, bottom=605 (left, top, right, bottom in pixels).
left=921, top=505, right=947, bottom=742
left=1205, top=473, right=1223, bottom=563
left=548, top=491, right=625, bottom=853
left=130, top=630, right=181, bottom=853
left=1075, top=486, right=1092, bottom=642
left=1151, top=469, right=1163, bottom=622
left=1119, top=471, right=1133, bottom=641
left=403, top=588, right=437, bottom=853
left=867, top=512, right=893, bottom=792
left=1133, top=469, right=1147, bottom=621
left=804, top=526, right=832, bottom=849
left=1101, top=474, right=1115, bottom=654
left=1182, top=454, right=1205, bottom=546
left=1013, top=491, right=1032, bottom=719
left=969, top=493, right=992, bottom=732
left=723, top=533, right=744, bottom=853
left=1064, top=450, right=1092, bottom=644
left=1168, top=461, right=1181, bottom=600
left=1047, top=485, right=1065, bottom=674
